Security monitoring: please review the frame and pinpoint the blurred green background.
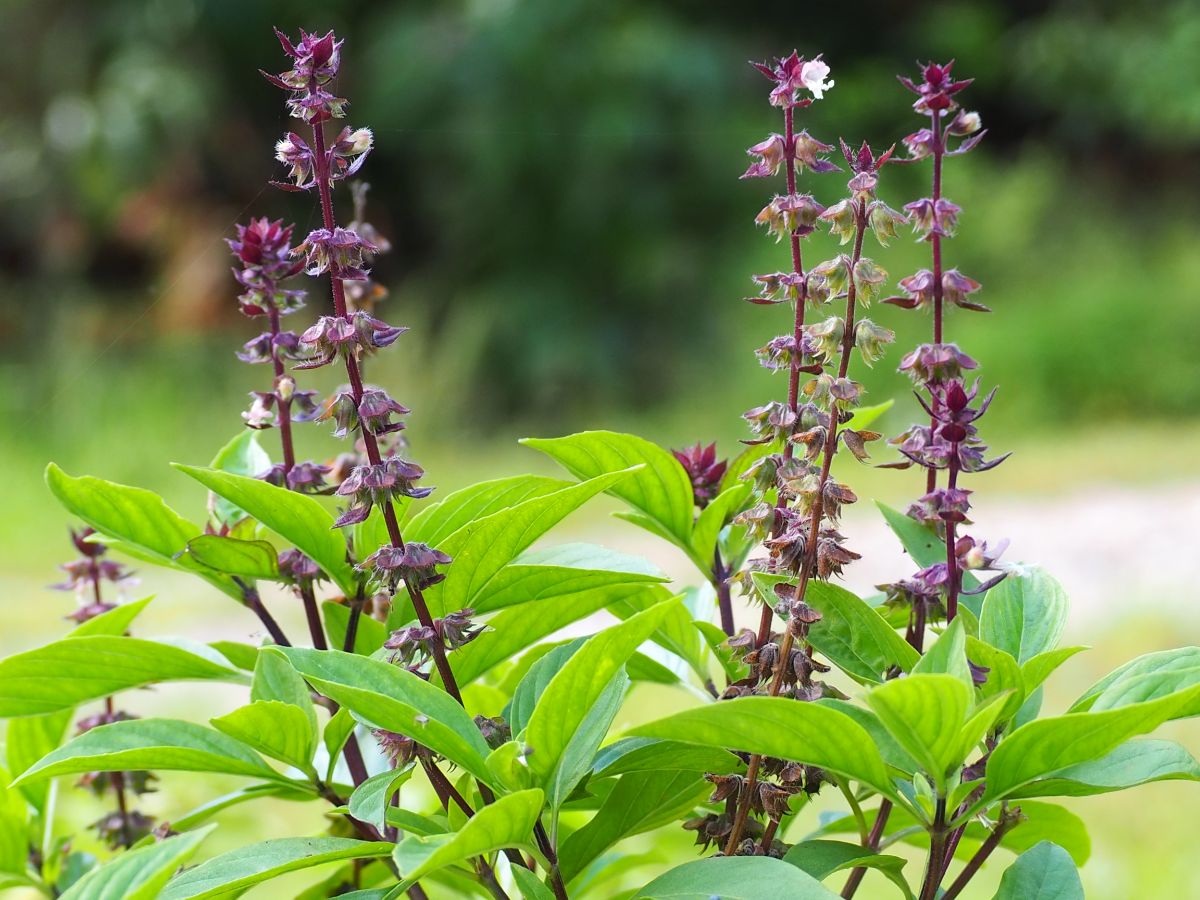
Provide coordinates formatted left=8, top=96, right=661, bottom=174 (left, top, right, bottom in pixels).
left=2, top=0, right=1200, bottom=896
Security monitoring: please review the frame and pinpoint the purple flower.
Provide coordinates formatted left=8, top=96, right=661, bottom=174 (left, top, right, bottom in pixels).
left=897, top=60, right=973, bottom=115
left=297, top=312, right=408, bottom=370
left=294, top=227, right=378, bottom=281
left=751, top=52, right=834, bottom=107
left=334, top=458, right=433, bottom=527
left=228, top=218, right=306, bottom=316
left=898, top=343, right=978, bottom=384
left=904, top=197, right=962, bottom=239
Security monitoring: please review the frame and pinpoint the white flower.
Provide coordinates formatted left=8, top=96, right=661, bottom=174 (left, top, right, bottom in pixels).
left=801, top=58, right=834, bottom=100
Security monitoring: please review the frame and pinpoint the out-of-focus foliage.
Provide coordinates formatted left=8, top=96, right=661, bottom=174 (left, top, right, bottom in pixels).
left=1, top=0, right=1199, bottom=429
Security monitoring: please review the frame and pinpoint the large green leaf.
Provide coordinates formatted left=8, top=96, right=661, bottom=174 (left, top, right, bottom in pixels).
left=45, top=464, right=239, bottom=599
left=507, top=640, right=586, bottom=737
left=0, top=767, right=28, bottom=876
left=211, top=702, right=316, bottom=774
left=966, top=638, right=1026, bottom=726
left=1070, top=646, right=1200, bottom=715
left=208, top=430, right=272, bottom=528
left=251, top=649, right=319, bottom=742
left=5, top=709, right=72, bottom=813
left=983, top=685, right=1200, bottom=802
left=524, top=600, right=681, bottom=791
left=348, top=768, right=415, bottom=832
left=782, top=840, right=910, bottom=899
left=160, top=838, right=392, bottom=900
left=392, top=789, right=544, bottom=890
left=416, top=470, right=639, bottom=619
left=979, top=567, right=1069, bottom=665
left=469, top=543, right=667, bottom=615
left=630, top=697, right=897, bottom=800
left=606, top=586, right=708, bottom=680
left=690, top=484, right=751, bottom=570
left=913, top=618, right=971, bottom=686
left=406, top=475, right=570, bottom=547
left=522, top=431, right=695, bottom=547
left=999, top=801, right=1090, bottom=866
left=67, top=596, right=155, bottom=637
left=992, top=841, right=1083, bottom=900
left=60, top=826, right=214, bottom=900
left=451, top=584, right=660, bottom=686
left=1008, top=738, right=1200, bottom=799
left=802, top=580, right=919, bottom=683
left=13, top=719, right=281, bottom=785
left=865, top=674, right=973, bottom=787
left=592, top=738, right=743, bottom=779
left=0, top=636, right=241, bottom=717
left=633, top=856, right=841, bottom=899
left=272, top=647, right=494, bottom=786
left=183, top=535, right=279, bottom=581
left=559, top=771, right=708, bottom=882
left=173, top=465, right=358, bottom=596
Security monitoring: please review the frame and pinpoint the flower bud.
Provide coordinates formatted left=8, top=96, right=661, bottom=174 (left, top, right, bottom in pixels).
left=948, top=109, right=982, bottom=136
left=812, top=256, right=850, bottom=297
left=819, top=199, right=857, bottom=245
left=852, top=257, right=887, bottom=303
left=868, top=202, right=908, bottom=247
left=854, top=319, right=895, bottom=366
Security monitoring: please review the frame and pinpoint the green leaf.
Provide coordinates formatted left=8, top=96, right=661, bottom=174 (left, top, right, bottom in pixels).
left=983, top=685, right=1200, bottom=802
left=0, top=767, right=29, bottom=875
left=273, top=647, right=494, bottom=786
left=992, top=842, right=1083, bottom=900
left=966, top=638, right=1026, bottom=726
left=406, top=475, right=570, bottom=547
left=0, top=636, right=241, bottom=717
left=5, top=709, right=72, bottom=813
left=559, top=771, right=709, bottom=882
left=211, top=701, right=316, bottom=774
left=348, top=768, right=415, bottom=832
left=208, top=430, right=272, bottom=527
left=1021, top=647, right=1087, bottom=697
left=1008, top=738, right=1200, bottom=799
left=979, top=567, right=1069, bottom=664
left=690, top=484, right=752, bottom=570
left=633, top=856, right=841, bottom=899
left=592, top=738, right=743, bottom=779
left=795, top=580, right=919, bottom=683
left=782, top=840, right=911, bottom=899
left=1070, top=646, right=1200, bottom=715
left=508, top=640, right=584, bottom=735
left=251, top=649, right=319, bottom=743
left=183, top=535, right=279, bottom=581
left=524, top=599, right=681, bottom=791
left=415, top=470, right=639, bottom=619
left=172, top=465, right=358, bottom=596
left=160, top=838, right=392, bottom=900
left=522, top=431, right=695, bottom=547
left=511, top=866, right=556, bottom=900
left=606, top=586, right=708, bottom=680
left=45, top=464, right=239, bottom=599
left=59, top=826, right=214, bottom=900
left=630, top=697, right=897, bottom=801
left=67, top=596, right=155, bottom=637
left=866, top=675, right=972, bottom=787
left=999, top=801, right=1090, bottom=866
left=452, top=584, right=659, bottom=686
left=14, top=718, right=281, bottom=785
left=469, top=543, right=667, bottom=616
left=393, top=789, right=544, bottom=890
left=913, top=618, right=971, bottom=686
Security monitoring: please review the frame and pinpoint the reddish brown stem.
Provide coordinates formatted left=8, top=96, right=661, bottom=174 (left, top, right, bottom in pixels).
left=926, top=108, right=945, bottom=495
left=266, top=306, right=296, bottom=475
left=309, top=119, right=464, bottom=707
left=726, top=202, right=869, bottom=855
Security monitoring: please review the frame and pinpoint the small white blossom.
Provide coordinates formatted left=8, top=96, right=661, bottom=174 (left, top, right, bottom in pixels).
left=801, top=58, right=834, bottom=100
